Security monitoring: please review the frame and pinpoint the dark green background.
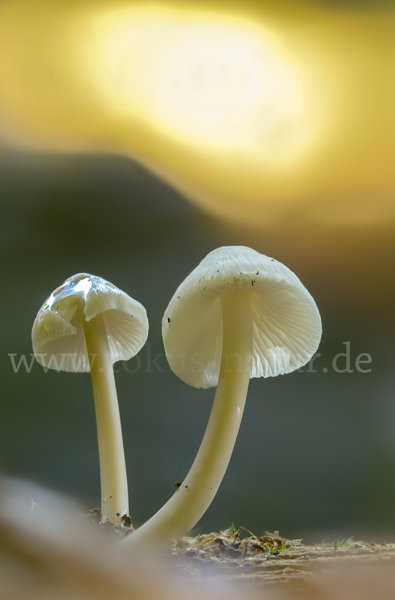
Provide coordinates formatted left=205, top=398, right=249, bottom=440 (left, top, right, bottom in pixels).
left=1, top=0, right=394, bottom=544
left=1, top=144, right=394, bottom=544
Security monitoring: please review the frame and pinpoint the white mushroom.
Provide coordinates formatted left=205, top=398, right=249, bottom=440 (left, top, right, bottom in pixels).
left=32, top=273, right=148, bottom=525
left=125, top=246, right=321, bottom=547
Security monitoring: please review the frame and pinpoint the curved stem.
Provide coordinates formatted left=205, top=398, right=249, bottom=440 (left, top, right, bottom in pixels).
left=83, top=314, right=130, bottom=525
left=125, top=288, right=252, bottom=547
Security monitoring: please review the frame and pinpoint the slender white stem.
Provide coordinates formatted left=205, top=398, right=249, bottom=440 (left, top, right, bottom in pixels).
left=125, top=288, right=253, bottom=547
left=83, top=314, right=130, bottom=525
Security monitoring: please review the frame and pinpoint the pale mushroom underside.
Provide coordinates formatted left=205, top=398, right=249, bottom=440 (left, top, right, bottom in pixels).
left=163, top=247, right=321, bottom=388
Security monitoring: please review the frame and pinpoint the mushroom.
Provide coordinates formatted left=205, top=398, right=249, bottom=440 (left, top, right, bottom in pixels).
left=32, top=273, right=148, bottom=525
left=125, top=246, right=321, bottom=547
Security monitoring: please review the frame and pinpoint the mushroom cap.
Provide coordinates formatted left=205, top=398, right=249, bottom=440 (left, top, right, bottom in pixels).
left=32, top=273, right=148, bottom=372
left=162, top=246, right=322, bottom=388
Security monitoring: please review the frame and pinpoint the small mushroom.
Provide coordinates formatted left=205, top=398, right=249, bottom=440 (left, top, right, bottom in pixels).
left=32, top=273, right=148, bottom=525
left=126, top=246, right=321, bottom=546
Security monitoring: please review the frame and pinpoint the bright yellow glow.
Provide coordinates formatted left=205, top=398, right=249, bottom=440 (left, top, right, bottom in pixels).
left=0, top=1, right=394, bottom=229
left=86, top=8, right=311, bottom=161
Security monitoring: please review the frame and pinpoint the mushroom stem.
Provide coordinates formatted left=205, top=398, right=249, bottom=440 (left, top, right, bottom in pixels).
left=83, top=314, right=130, bottom=525
left=125, top=287, right=252, bottom=547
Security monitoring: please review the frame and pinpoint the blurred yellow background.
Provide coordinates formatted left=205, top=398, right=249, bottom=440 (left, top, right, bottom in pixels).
left=0, top=0, right=394, bottom=226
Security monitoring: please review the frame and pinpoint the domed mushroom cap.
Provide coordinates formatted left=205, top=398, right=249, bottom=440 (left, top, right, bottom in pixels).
left=32, top=273, right=148, bottom=372
left=163, top=246, right=322, bottom=388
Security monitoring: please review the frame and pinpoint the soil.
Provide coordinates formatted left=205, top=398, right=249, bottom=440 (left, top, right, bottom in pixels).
left=170, top=527, right=395, bottom=586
